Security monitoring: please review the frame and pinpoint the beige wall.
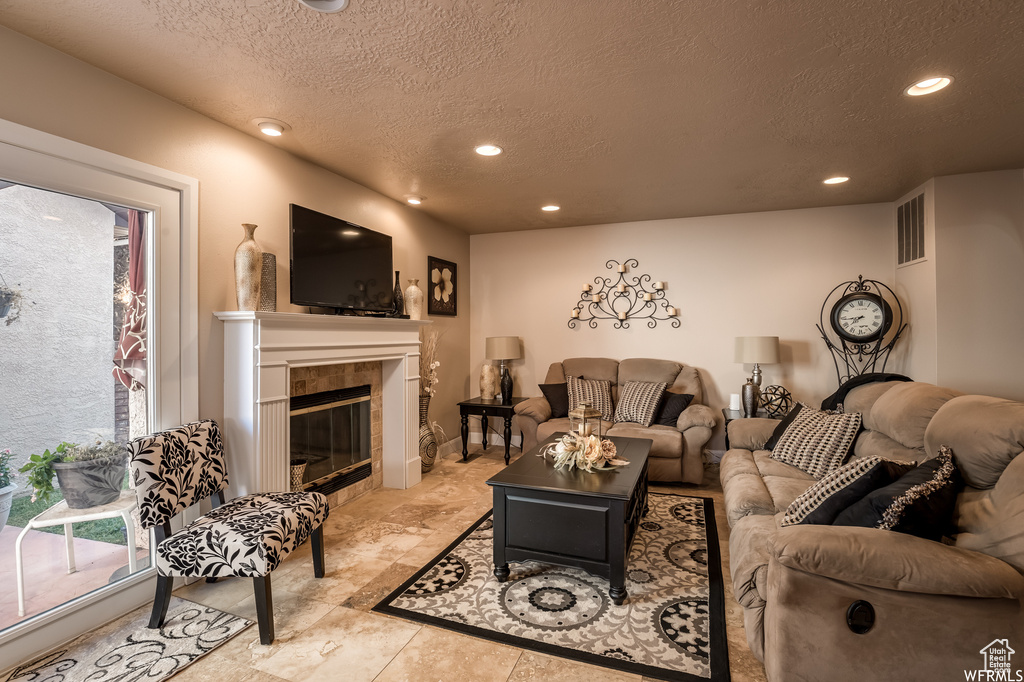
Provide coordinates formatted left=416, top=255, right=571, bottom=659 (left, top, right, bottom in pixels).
left=470, top=204, right=895, bottom=450
left=934, top=170, right=1024, bottom=401
left=0, top=27, right=471, bottom=444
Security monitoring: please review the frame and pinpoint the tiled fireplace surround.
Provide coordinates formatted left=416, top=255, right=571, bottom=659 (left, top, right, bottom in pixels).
left=290, top=361, right=383, bottom=507
left=215, top=312, right=429, bottom=499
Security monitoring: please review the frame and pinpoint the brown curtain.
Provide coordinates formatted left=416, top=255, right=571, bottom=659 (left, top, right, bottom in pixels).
left=112, top=209, right=147, bottom=390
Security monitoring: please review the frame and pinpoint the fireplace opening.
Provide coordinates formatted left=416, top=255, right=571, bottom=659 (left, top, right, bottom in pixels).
left=290, top=385, right=372, bottom=494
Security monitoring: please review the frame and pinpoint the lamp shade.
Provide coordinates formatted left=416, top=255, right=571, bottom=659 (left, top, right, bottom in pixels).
left=734, top=336, right=780, bottom=364
left=485, top=336, right=522, bottom=360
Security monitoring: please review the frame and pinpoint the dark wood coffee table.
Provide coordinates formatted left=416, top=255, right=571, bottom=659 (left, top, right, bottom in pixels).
left=486, top=434, right=651, bottom=605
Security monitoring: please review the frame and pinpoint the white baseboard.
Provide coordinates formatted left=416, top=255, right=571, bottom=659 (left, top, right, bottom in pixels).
left=439, top=436, right=461, bottom=457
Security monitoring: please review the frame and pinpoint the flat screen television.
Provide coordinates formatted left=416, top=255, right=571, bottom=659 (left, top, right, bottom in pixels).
left=289, top=204, right=394, bottom=314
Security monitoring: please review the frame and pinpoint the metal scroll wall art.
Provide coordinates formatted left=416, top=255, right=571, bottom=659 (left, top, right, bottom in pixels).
left=816, top=275, right=906, bottom=385
left=569, top=259, right=680, bottom=329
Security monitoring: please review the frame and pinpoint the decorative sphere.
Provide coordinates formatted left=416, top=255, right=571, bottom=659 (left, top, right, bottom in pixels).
left=760, top=385, right=793, bottom=417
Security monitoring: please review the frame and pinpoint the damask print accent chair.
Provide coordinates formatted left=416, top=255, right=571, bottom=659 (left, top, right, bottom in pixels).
left=128, top=419, right=330, bottom=644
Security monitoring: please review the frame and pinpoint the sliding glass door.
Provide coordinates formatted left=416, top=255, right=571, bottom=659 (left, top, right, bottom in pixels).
left=0, top=119, right=198, bottom=671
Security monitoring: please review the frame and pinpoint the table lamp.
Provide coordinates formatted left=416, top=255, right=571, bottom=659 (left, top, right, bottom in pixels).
left=486, top=336, right=522, bottom=405
left=735, top=336, right=780, bottom=416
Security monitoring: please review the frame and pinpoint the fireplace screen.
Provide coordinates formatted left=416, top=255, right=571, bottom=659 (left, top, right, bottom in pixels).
left=290, top=385, right=371, bottom=492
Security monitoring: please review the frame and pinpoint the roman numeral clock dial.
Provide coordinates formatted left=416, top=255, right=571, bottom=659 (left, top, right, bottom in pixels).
left=830, top=292, right=893, bottom=343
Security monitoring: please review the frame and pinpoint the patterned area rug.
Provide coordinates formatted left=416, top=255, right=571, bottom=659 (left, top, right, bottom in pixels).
left=3, top=598, right=251, bottom=682
left=374, top=493, right=729, bottom=682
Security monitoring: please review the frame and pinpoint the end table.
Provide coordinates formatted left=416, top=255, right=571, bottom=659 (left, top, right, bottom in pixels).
left=458, top=396, right=528, bottom=464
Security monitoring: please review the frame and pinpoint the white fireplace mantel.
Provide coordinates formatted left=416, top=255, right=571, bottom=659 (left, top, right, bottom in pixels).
left=214, top=311, right=429, bottom=496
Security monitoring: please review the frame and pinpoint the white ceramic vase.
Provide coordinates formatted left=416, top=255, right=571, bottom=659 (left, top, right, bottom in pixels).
left=405, top=278, right=424, bottom=320
left=234, top=223, right=262, bottom=311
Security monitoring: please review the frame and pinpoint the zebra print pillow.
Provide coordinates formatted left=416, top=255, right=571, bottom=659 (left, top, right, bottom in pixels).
left=614, top=381, right=667, bottom=426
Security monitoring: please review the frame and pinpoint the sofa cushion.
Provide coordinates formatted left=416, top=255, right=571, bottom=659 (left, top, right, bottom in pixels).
left=851, top=429, right=922, bottom=463
left=562, top=358, right=619, bottom=385
left=762, top=475, right=815, bottom=513
left=536, top=418, right=615, bottom=444
left=867, top=382, right=961, bottom=450
left=770, top=403, right=862, bottom=479
left=781, top=456, right=916, bottom=527
left=924, top=395, right=1024, bottom=489
left=835, top=446, right=963, bottom=541
left=617, top=358, right=683, bottom=385
left=956, top=453, right=1024, bottom=573
left=724, top=470, right=776, bottom=526
left=566, top=375, right=614, bottom=421
left=614, top=380, right=667, bottom=426
left=653, top=391, right=693, bottom=427
left=605, top=422, right=681, bottom=458
left=753, top=450, right=816, bottom=481
left=539, top=383, right=569, bottom=419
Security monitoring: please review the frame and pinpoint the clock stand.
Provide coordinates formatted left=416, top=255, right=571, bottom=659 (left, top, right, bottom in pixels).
left=816, top=275, right=906, bottom=386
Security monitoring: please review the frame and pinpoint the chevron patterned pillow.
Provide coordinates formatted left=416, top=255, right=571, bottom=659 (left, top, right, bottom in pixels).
left=770, top=403, right=862, bottom=479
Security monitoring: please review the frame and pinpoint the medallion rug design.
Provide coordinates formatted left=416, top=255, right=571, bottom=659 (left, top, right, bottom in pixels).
left=3, top=597, right=251, bottom=682
left=374, top=493, right=729, bottom=682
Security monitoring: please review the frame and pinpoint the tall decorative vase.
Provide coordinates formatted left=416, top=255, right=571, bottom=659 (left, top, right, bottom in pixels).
left=404, top=279, right=424, bottom=320
left=419, top=395, right=438, bottom=472
left=392, top=271, right=404, bottom=317
left=234, top=223, right=262, bottom=311
left=479, top=364, right=498, bottom=400
left=741, top=378, right=758, bottom=418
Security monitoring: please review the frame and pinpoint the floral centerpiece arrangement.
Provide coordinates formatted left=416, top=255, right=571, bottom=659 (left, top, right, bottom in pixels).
left=540, top=432, right=629, bottom=473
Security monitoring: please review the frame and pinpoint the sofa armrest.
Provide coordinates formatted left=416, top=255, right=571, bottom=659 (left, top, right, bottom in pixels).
left=514, top=396, right=551, bottom=424
left=770, top=525, right=1024, bottom=600
left=677, top=403, right=716, bottom=431
left=726, top=417, right=778, bottom=451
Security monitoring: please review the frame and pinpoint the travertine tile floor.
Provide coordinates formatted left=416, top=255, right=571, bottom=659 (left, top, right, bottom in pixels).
left=118, top=446, right=769, bottom=682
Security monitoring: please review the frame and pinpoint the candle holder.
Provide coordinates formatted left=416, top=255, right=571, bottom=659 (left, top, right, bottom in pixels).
left=568, top=401, right=603, bottom=439
left=568, top=258, right=681, bottom=329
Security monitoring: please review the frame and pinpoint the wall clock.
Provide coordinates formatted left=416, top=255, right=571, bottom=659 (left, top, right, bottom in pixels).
left=830, top=292, right=894, bottom=343
left=817, top=275, right=905, bottom=386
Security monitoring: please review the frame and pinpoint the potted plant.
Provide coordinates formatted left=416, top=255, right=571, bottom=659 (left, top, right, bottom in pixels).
left=19, top=440, right=127, bottom=509
left=0, top=448, right=16, bottom=529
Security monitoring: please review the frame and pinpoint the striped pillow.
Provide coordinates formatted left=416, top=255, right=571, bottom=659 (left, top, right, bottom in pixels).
left=781, top=456, right=916, bottom=527
left=614, top=381, right=667, bottom=426
left=770, top=403, right=862, bottom=479
left=566, top=376, right=614, bottom=421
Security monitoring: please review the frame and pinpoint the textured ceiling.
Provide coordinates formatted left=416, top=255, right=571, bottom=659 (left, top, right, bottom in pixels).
left=2, top=0, right=1023, bottom=234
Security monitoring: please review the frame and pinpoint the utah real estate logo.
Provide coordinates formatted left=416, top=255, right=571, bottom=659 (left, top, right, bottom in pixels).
left=965, top=639, right=1022, bottom=681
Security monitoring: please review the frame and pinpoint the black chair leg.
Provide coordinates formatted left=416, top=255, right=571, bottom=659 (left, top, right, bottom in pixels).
left=311, top=525, right=325, bottom=579
left=253, top=575, right=274, bottom=645
left=149, top=574, right=174, bottom=629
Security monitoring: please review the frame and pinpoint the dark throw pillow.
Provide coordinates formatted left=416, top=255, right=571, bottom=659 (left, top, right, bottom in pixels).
left=764, top=402, right=804, bottom=450
left=539, top=383, right=569, bottom=419
left=769, top=403, right=862, bottom=479
left=653, top=392, right=694, bottom=427
left=614, top=381, right=668, bottom=426
left=565, top=375, right=614, bottom=421
left=834, top=445, right=963, bottom=541
left=781, top=456, right=917, bottom=527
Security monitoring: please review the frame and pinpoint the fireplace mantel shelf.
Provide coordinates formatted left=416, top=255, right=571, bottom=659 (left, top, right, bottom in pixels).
left=215, top=311, right=429, bottom=497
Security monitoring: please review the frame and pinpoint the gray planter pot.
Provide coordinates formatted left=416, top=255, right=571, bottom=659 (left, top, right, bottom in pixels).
left=0, top=483, right=16, bottom=528
left=53, top=455, right=126, bottom=509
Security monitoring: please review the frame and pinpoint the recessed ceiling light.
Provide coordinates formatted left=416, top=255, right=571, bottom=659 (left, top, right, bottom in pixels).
left=823, top=176, right=850, bottom=185
left=905, top=76, right=953, bottom=96
left=296, top=0, right=349, bottom=13
left=42, top=215, right=63, bottom=221
left=341, top=229, right=360, bottom=237
left=253, top=118, right=291, bottom=137
left=541, top=205, right=560, bottom=212
left=406, top=196, right=424, bottom=205
left=475, top=144, right=503, bottom=156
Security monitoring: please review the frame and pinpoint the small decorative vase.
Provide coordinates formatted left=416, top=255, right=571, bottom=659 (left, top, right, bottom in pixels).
left=419, top=395, right=438, bottom=472
left=392, top=271, right=404, bottom=317
left=500, top=363, right=514, bottom=405
left=480, top=364, right=498, bottom=400
left=741, top=378, right=758, bottom=418
left=258, top=252, right=277, bottom=312
left=404, top=279, right=424, bottom=320
left=290, top=458, right=307, bottom=491
left=234, top=223, right=262, bottom=311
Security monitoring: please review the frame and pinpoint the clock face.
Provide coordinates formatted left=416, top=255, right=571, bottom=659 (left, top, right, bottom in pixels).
left=830, top=293, right=893, bottom=342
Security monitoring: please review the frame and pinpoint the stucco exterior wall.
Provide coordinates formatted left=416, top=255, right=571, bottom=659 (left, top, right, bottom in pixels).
left=0, top=184, right=115, bottom=473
